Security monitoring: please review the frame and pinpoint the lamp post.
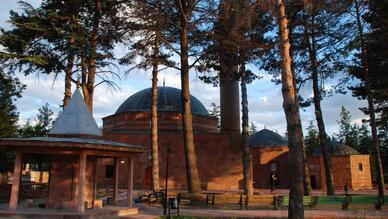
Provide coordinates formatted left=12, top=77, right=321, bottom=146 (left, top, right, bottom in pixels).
left=163, top=144, right=172, bottom=215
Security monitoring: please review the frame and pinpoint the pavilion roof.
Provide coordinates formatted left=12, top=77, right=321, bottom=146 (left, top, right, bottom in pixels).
left=0, top=137, right=144, bottom=153
left=49, top=89, right=102, bottom=137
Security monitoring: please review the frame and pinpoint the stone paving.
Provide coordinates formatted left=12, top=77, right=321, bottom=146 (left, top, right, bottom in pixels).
left=127, top=203, right=388, bottom=219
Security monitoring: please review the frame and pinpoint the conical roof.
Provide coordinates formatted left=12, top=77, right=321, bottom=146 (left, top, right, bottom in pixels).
left=49, top=90, right=102, bottom=137
left=249, top=129, right=288, bottom=148
left=313, top=141, right=360, bottom=156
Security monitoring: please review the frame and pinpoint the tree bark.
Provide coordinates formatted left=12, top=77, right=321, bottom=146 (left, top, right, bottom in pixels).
left=178, top=0, right=202, bottom=195
left=81, top=0, right=100, bottom=113
left=288, top=22, right=312, bottom=196
left=354, top=0, right=385, bottom=198
left=302, top=5, right=335, bottom=196
left=276, top=0, right=304, bottom=218
left=240, top=64, right=254, bottom=197
left=63, top=14, right=78, bottom=107
left=150, top=33, right=160, bottom=192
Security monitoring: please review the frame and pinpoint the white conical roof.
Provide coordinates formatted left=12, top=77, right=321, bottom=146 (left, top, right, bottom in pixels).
left=49, top=90, right=102, bottom=136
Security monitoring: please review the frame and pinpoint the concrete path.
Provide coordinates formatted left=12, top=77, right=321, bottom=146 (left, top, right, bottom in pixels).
left=124, top=203, right=388, bottom=219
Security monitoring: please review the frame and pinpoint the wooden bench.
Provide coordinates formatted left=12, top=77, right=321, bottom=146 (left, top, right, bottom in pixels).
left=345, top=195, right=387, bottom=210
left=316, top=196, right=346, bottom=209
left=280, top=196, right=318, bottom=208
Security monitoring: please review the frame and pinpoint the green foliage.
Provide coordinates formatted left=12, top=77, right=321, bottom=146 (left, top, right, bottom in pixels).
left=208, top=102, right=220, bottom=131
left=334, top=106, right=373, bottom=154
left=249, top=122, right=258, bottom=135
left=0, top=69, right=25, bottom=173
left=305, top=121, right=319, bottom=156
left=18, top=103, right=54, bottom=137
left=198, top=0, right=271, bottom=85
left=335, top=106, right=352, bottom=144
left=0, top=70, right=25, bottom=138
left=348, top=0, right=388, bottom=127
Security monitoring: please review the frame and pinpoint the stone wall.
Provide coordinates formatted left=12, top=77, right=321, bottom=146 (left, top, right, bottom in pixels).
left=349, top=155, right=372, bottom=189
left=308, top=155, right=372, bottom=190
left=102, top=133, right=243, bottom=191
left=103, top=112, right=218, bottom=134
left=251, top=146, right=289, bottom=188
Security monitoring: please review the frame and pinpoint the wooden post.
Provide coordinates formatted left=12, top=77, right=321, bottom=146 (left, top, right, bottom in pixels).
left=113, top=158, right=120, bottom=204
left=77, top=152, right=87, bottom=213
left=127, top=157, right=134, bottom=207
left=9, top=152, right=23, bottom=210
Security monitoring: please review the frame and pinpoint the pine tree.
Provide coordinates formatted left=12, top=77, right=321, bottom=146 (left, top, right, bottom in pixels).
left=275, top=0, right=304, bottom=217
left=305, top=121, right=319, bottom=156
left=249, top=122, right=258, bottom=135
left=0, top=69, right=25, bottom=173
left=336, top=106, right=352, bottom=144
left=348, top=0, right=387, bottom=197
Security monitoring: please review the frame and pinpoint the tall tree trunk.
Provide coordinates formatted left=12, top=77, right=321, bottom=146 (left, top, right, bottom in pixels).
left=289, top=22, right=312, bottom=196
left=64, top=46, right=74, bottom=107
left=276, top=0, right=304, bottom=218
left=150, top=33, right=160, bottom=192
left=240, top=63, right=253, bottom=197
left=178, top=0, right=202, bottom=195
left=303, top=6, right=335, bottom=196
left=354, top=0, right=385, bottom=198
left=63, top=14, right=78, bottom=108
left=81, top=0, right=100, bottom=113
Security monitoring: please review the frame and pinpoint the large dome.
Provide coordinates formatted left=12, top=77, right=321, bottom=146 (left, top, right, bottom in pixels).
left=249, top=129, right=288, bottom=148
left=115, top=86, right=210, bottom=116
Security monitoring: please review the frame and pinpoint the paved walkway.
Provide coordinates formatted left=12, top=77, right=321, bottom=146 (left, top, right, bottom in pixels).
left=125, top=203, right=388, bottom=219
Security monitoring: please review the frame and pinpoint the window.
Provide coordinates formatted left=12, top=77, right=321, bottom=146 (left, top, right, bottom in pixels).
left=270, top=162, right=278, bottom=172
left=358, top=163, right=363, bottom=171
left=105, top=165, right=114, bottom=178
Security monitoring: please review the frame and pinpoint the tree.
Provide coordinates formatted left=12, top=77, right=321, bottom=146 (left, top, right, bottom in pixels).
left=202, top=0, right=269, bottom=197
left=305, top=121, right=319, bottom=156
left=1, top=0, right=127, bottom=112
left=0, top=69, right=25, bottom=173
left=336, top=106, right=352, bottom=144
left=249, top=122, right=258, bottom=135
left=275, top=0, right=304, bottom=217
left=18, top=103, right=54, bottom=137
left=167, top=0, right=216, bottom=195
left=208, top=102, right=220, bottom=131
left=119, top=0, right=176, bottom=191
left=348, top=0, right=386, bottom=197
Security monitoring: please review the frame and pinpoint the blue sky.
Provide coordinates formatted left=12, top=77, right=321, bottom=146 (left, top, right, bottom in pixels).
left=0, top=0, right=369, bottom=136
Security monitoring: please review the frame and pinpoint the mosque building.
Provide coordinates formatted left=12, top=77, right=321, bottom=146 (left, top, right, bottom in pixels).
left=99, top=85, right=372, bottom=191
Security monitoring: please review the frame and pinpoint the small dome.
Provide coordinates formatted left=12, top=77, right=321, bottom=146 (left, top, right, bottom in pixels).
left=249, top=129, right=288, bottom=148
left=115, top=86, right=210, bottom=116
left=313, top=141, right=361, bottom=156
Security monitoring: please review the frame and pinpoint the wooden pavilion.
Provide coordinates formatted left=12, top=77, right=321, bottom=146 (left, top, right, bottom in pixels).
left=0, top=90, right=144, bottom=213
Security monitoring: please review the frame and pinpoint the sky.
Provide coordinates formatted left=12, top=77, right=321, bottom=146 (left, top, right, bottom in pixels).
left=0, top=0, right=369, bottom=136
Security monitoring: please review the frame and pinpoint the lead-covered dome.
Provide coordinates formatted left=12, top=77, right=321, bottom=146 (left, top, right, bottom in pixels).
left=313, top=141, right=360, bottom=156
left=115, top=86, right=210, bottom=116
left=249, top=129, right=288, bottom=148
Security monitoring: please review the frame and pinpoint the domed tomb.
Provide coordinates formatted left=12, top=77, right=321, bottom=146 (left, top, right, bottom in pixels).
left=312, top=141, right=361, bottom=156
left=103, top=86, right=218, bottom=133
left=249, top=128, right=288, bottom=148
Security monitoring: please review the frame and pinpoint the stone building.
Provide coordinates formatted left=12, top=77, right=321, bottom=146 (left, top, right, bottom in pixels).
left=100, top=85, right=373, bottom=191
left=249, top=129, right=290, bottom=189
left=101, top=86, right=243, bottom=190
left=308, top=142, right=372, bottom=190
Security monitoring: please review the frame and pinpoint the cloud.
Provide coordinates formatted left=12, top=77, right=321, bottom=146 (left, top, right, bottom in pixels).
left=2, top=1, right=368, bottom=138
